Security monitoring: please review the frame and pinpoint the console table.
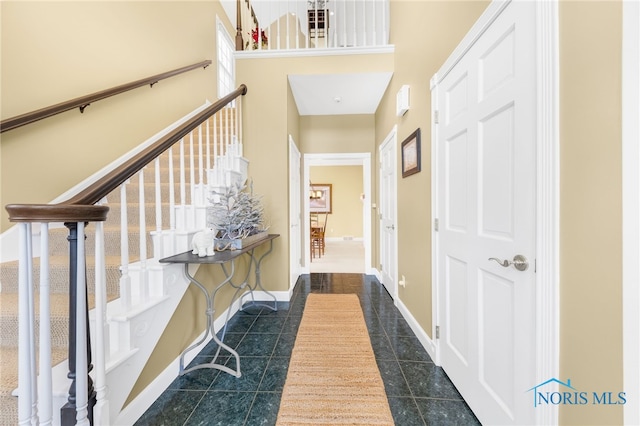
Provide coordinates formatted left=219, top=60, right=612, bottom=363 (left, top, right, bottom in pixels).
left=159, top=234, right=279, bottom=378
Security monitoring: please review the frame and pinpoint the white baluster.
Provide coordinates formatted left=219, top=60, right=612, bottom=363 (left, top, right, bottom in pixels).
left=189, top=132, right=196, bottom=225
left=214, top=112, right=219, bottom=169
left=276, top=1, right=281, bottom=49
left=352, top=0, right=357, bottom=47
left=382, top=0, right=388, bottom=45
left=17, top=223, right=34, bottom=426
left=238, top=99, right=243, bottom=156
left=93, top=216, right=110, bottom=425
left=178, top=138, right=186, bottom=230
left=287, top=0, right=291, bottom=50
left=139, top=171, right=149, bottom=301
left=154, top=157, right=163, bottom=258
left=198, top=124, right=205, bottom=204
left=168, top=147, right=176, bottom=253
left=26, top=224, right=38, bottom=424
left=225, top=107, right=230, bottom=156
left=120, top=181, right=132, bottom=310
left=75, top=221, right=89, bottom=426
left=39, top=223, right=53, bottom=426
left=179, top=138, right=186, bottom=207
left=206, top=119, right=211, bottom=176
left=363, top=0, right=368, bottom=46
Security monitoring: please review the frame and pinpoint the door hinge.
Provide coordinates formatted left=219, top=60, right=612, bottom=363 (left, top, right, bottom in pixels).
left=434, top=110, right=440, bottom=124
left=434, top=218, right=439, bottom=232
left=435, top=326, right=440, bottom=339
left=380, top=263, right=383, bottom=270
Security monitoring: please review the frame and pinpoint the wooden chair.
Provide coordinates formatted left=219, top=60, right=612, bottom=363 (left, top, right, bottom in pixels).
left=310, top=213, right=328, bottom=260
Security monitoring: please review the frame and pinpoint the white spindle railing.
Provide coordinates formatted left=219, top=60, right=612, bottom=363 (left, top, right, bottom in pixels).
left=12, top=99, right=245, bottom=425
left=242, top=0, right=389, bottom=52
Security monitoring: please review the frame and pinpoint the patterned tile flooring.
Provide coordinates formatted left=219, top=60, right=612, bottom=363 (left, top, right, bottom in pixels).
left=134, top=273, right=481, bottom=425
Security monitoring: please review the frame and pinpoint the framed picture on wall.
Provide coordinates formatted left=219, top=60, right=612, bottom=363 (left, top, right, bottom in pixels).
left=401, top=128, right=421, bottom=178
left=309, top=183, right=332, bottom=214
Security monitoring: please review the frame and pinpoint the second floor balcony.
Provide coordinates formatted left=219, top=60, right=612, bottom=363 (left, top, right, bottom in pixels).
left=225, top=0, right=391, bottom=53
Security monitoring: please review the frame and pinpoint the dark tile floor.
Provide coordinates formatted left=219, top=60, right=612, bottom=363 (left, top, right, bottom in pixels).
left=135, top=273, right=481, bottom=425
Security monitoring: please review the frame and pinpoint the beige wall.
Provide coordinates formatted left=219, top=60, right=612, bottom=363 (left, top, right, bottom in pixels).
left=375, top=0, right=489, bottom=338
left=559, top=2, right=623, bottom=424
left=0, top=1, right=231, bottom=231
left=300, top=115, right=376, bottom=154
left=310, top=165, right=364, bottom=239
left=236, top=54, right=392, bottom=292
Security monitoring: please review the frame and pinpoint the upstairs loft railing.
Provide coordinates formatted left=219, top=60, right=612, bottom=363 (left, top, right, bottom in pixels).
left=5, top=84, right=247, bottom=425
left=0, top=60, right=212, bottom=133
left=237, top=0, right=389, bottom=52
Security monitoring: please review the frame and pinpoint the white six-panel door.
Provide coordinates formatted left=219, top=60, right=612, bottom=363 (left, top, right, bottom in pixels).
left=433, top=1, right=537, bottom=424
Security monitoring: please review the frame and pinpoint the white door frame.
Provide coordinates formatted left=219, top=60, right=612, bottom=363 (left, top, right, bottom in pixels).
left=289, top=136, right=303, bottom=291
left=623, top=1, right=640, bottom=424
left=430, top=1, right=559, bottom=424
left=302, top=153, right=372, bottom=274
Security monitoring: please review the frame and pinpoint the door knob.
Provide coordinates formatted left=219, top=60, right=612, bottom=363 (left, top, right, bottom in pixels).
left=386, top=224, right=395, bottom=230
left=488, top=255, right=529, bottom=271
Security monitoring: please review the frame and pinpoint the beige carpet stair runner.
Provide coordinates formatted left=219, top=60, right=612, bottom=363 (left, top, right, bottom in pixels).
left=276, top=293, right=394, bottom=425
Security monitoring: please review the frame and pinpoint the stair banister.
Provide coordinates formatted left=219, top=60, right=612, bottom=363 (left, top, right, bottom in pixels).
left=5, top=84, right=247, bottom=425
left=1, top=60, right=212, bottom=133
left=6, top=85, right=247, bottom=220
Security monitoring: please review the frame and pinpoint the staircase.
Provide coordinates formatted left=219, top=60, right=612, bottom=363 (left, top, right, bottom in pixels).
left=0, top=92, right=246, bottom=425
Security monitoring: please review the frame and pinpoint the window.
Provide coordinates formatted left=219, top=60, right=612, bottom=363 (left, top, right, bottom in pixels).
left=217, top=19, right=235, bottom=102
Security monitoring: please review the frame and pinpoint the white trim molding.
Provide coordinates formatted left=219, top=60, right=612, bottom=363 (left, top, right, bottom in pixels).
left=534, top=1, right=560, bottom=425
left=623, top=1, right=640, bottom=424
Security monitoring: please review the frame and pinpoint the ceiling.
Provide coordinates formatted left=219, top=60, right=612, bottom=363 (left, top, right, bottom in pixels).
left=288, top=72, right=393, bottom=116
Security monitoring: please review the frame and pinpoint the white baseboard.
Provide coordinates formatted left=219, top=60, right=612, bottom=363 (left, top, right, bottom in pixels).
left=395, top=296, right=437, bottom=364
left=243, top=290, right=291, bottom=303
left=325, top=237, right=364, bottom=242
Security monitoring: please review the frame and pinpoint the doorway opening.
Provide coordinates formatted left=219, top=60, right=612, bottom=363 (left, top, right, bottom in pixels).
left=303, top=153, right=371, bottom=274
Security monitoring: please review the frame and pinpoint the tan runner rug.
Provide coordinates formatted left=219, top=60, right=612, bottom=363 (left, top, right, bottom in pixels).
left=276, top=293, right=394, bottom=425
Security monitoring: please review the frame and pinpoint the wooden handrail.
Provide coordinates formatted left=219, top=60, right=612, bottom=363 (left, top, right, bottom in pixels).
left=5, top=84, right=247, bottom=223
left=0, top=60, right=212, bottom=133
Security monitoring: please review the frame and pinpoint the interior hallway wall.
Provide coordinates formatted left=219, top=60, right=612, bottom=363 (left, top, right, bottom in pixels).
left=310, top=165, right=364, bottom=239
